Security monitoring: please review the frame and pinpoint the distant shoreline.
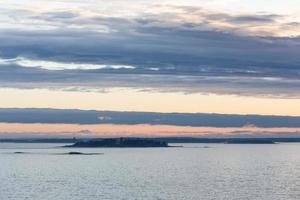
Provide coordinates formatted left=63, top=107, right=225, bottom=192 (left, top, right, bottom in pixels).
left=64, top=138, right=171, bottom=148
left=1, top=137, right=300, bottom=144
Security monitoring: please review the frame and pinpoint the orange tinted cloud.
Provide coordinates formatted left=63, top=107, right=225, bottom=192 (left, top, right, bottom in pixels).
left=0, top=123, right=299, bottom=137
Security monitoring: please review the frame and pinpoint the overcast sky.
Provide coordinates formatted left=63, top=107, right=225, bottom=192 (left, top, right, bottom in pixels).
left=0, top=1, right=300, bottom=137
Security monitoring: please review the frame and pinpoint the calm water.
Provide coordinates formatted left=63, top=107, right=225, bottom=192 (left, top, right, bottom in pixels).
left=0, top=143, right=299, bottom=200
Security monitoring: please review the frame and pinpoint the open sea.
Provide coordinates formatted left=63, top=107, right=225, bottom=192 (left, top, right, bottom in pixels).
left=0, top=143, right=299, bottom=200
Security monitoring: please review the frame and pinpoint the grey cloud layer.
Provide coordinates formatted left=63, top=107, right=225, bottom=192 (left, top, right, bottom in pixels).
left=0, top=4, right=299, bottom=96
left=1, top=108, right=300, bottom=128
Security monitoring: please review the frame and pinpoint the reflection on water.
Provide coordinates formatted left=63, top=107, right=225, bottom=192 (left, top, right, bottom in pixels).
left=0, top=143, right=299, bottom=200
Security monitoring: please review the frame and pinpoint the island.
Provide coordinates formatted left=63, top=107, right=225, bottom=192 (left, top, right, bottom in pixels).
left=58, top=152, right=103, bottom=155
left=65, top=138, right=170, bottom=148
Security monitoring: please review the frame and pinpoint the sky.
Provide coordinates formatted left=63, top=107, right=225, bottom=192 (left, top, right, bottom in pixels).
left=0, top=0, right=300, bottom=137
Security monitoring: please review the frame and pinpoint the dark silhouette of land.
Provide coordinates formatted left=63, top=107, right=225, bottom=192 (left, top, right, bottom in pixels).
left=154, top=137, right=281, bottom=144
left=10, top=151, right=102, bottom=155
left=225, top=139, right=275, bottom=144
left=59, top=152, right=103, bottom=155
left=2, top=137, right=300, bottom=144
left=65, top=138, right=169, bottom=148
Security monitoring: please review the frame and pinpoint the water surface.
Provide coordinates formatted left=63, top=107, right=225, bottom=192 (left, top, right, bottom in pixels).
left=0, top=143, right=299, bottom=200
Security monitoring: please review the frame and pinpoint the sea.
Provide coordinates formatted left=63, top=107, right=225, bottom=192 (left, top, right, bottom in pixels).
left=0, top=143, right=299, bottom=200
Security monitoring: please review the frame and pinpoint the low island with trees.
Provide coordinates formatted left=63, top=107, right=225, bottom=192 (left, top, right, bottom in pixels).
left=65, top=138, right=171, bottom=148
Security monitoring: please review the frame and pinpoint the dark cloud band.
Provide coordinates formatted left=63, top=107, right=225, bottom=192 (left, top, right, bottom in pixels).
left=1, top=108, right=300, bottom=128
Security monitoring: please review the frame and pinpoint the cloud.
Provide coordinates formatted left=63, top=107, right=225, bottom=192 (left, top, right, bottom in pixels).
left=1, top=122, right=300, bottom=138
left=78, top=129, right=92, bottom=134
left=98, top=116, right=113, bottom=121
left=0, top=57, right=136, bottom=70
left=0, top=2, right=299, bottom=97
left=228, top=14, right=280, bottom=23
left=1, top=108, right=300, bottom=128
left=35, top=11, right=80, bottom=20
left=0, top=61, right=299, bottom=98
